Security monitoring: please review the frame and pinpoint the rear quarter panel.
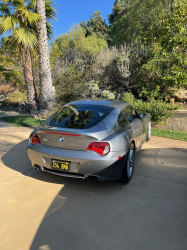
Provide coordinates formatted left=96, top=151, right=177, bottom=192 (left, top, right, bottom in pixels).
left=140, top=113, right=151, bottom=137
left=102, top=125, right=133, bottom=153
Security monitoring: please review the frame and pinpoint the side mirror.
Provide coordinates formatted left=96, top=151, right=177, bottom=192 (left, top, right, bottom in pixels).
left=139, top=112, right=147, bottom=118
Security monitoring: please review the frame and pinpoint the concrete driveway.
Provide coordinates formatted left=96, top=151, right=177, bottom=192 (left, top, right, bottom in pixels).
left=0, top=132, right=187, bottom=250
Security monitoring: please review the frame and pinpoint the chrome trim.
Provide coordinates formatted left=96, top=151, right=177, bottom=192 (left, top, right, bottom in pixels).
left=41, top=167, right=83, bottom=179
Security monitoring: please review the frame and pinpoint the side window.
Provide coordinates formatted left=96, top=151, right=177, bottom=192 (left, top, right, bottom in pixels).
left=118, top=112, right=128, bottom=127
left=123, top=106, right=137, bottom=122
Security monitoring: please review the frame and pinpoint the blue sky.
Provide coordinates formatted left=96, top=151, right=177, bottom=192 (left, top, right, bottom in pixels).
left=51, top=0, right=114, bottom=38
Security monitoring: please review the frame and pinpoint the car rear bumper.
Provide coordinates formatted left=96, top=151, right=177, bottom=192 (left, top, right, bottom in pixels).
left=27, top=143, right=127, bottom=181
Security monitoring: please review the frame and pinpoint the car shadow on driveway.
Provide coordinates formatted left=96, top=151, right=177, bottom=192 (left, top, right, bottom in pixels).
left=1, top=139, right=187, bottom=185
left=1, top=139, right=187, bottom=250
left=30, top=148, right=187, bottom=250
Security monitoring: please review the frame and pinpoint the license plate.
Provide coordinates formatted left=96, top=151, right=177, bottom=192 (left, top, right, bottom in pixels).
left=51, top=159, right=69, bottom=171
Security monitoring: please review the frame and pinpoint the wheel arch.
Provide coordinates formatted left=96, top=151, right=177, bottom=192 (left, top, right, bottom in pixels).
left=130, top=140, right=136, bottom=154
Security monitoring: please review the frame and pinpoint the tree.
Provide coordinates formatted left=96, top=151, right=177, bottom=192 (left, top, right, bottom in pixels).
left=0, top=37, right=24, bottom=86
left=80, top=10, right=109, bottom=42
left=0, top=0, right=40, bottom=113
left=36, top=0, right=56, bottom=114
left=108, top=0, right=174, bottom=45
left=52, top=25, right=108, bottom=57
left=136, top=0, right=187, bottom=97
left=107, top=0, right=126, bottom=25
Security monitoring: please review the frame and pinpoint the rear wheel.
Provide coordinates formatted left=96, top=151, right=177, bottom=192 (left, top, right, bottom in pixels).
left=120, top=142, right=135, bottom=183
left=146, top=121, right=151, bottom=141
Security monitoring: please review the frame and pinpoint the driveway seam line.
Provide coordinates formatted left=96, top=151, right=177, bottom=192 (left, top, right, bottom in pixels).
left=0, top=168, right=33, bottom=187
left=134, top=173, right=187, bottom=186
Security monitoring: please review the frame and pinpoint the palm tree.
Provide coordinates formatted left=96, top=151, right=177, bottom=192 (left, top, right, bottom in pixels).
left=36, top=0, right=56, bottom=114
left=0, top=0, right=56, bottom=114
left=0, top=0, right=40, bottom=114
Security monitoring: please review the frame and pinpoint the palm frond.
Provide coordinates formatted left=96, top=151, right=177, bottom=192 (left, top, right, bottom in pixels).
left=0, top=0, right=55, bottom=53
left=0, top=15, right=20, bottom=35
left=17, top=7, right=41, bottom=26
left=45, top=0, right=57, bottom=21
left=46, top=21, right=54, bottom=40
left=13, top=26, right=38, bottom=52
left=30, top=0, right=36, bottom=9
left=1, top=0, right=25, bottom=10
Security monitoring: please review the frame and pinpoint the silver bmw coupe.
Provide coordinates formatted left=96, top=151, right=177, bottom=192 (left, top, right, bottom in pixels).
left=27, top=99, right=151, bottom=183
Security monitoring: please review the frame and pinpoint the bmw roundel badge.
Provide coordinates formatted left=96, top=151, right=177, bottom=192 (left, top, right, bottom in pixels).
left=58, top=136, right=64, bottom=142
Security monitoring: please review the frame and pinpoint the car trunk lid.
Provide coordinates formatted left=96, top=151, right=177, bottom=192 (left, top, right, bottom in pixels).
left=36, top=128, right=100, bottom=151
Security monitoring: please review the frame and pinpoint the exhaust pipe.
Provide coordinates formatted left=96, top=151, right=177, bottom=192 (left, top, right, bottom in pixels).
left=37, top=166, right=41, bottom=171
left=84, top=175, right=98, bottom=182
left=34, top=164, right=42, bottom=171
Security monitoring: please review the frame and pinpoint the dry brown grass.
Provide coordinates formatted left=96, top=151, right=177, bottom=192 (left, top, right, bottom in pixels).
left=0, top=84, right=16, bottom=95
left=3, top=89, right=27, bottom=106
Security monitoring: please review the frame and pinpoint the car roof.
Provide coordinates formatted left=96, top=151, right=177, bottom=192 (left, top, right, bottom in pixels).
left=68, top=99, right=129, bottom=110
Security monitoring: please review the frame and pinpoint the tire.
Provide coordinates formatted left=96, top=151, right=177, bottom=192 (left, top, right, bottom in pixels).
left=146, top=121, right=151, bottom=141
left=120, top=142, right=135, bottom=183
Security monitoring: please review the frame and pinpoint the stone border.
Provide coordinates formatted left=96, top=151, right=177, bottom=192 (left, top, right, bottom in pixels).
left=174, top=110, right=187, bottom=114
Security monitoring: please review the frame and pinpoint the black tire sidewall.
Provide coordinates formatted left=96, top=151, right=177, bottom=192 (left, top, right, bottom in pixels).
left=120, top=142, right=135, bottom=183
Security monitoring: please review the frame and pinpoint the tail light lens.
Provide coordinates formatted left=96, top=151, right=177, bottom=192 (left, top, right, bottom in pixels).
left=87, top=142, right=110, bottom=155
left=30, top=133, right=41, bottom=145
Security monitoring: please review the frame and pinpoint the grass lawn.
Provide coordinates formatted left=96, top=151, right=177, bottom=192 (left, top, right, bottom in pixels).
left=3, top=116, right=42, bottom=127
left=152, top=128, right=187, bottom=142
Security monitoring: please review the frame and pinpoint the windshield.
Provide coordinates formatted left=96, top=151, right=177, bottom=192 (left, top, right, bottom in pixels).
left=44, top=104, right=114, bottom=129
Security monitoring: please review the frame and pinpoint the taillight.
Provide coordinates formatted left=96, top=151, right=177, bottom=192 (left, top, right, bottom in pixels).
left=30, top=133, right=40, bottom=145
left=87, top=142, right=110, bottom=155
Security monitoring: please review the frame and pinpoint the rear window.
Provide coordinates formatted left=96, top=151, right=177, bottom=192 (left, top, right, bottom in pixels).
left=44, top=104, right=114, bottom=129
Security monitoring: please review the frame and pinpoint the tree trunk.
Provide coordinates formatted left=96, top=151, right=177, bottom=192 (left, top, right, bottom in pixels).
left=36, top=0, right=56, bottom=114
left=23, top=53, right=38, bottom=115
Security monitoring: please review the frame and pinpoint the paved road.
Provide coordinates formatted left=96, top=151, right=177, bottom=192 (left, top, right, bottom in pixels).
left=0, top=132, right=187, bottom=250
left=0, top=117, right=12, bottom=128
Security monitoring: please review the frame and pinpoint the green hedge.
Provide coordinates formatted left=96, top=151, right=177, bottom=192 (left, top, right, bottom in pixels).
left=120, top=92, right=182, bottom=124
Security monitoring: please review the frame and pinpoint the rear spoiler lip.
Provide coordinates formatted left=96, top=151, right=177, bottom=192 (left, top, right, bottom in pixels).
left=43, top=131, right=81, bottom=137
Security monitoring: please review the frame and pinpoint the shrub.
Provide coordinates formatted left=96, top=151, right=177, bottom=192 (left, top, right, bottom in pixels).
left=88, top=80, right=100, bottom=91
left=51, top=39, right=131, bottom=95
left=101, top=90, right=115, bottom=99
left=132, top=1, right=187, bottom=98
left=107, top=93, right=115, bottom=99
left=121, top=92, right=182, bottom=124
left=2, top=89, right=27, bottom=107
left=56, top=66, right=102, bottom=103
left=101, top=90, right=110, bottom=98
left=0, top=84, right=16, bottom=95
left=55, top=65, right=85, bottom=103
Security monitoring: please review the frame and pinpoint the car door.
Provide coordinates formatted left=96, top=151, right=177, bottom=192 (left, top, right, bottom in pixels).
left=123, top=106, right=144, bottom=148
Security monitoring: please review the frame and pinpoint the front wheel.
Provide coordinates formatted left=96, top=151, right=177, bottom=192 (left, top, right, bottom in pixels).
left=120, top=142, right=135, bottom=183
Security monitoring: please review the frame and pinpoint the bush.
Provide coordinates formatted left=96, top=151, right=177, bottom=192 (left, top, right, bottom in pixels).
left=132, top=1, right=187, bottom=98
left=51, top=39, right=131, bottom=95
left=56, top=66, right=103, bottom=103
left=2, top=89, right=27, bottom=107
left=0, top=84, right=16, bottom=95
left=121, top=92, right=182, bottom=124
left=101, top=90, right=115, bottom=99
